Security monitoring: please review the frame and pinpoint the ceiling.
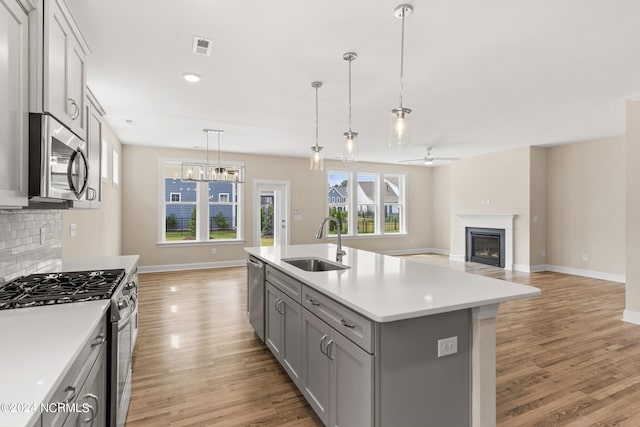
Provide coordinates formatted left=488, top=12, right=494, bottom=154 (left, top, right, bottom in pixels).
left=65, top=0, right=640, bottom=165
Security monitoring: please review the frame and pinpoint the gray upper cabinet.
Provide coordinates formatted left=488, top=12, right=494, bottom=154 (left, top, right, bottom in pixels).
left=0, top=0, right=29, bottom=208
left=30, top=0, right=89, bottom=139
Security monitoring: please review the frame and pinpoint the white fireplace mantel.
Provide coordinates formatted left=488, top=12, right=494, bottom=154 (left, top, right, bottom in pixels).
left=453, top=214, right=517, bottom=270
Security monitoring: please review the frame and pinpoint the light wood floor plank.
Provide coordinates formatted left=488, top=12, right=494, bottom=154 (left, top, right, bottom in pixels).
left=125, top=255, right=640, bottom=426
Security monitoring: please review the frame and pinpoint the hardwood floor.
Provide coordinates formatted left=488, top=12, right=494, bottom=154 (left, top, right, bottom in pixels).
left=126, top=256, right=640, bottom=426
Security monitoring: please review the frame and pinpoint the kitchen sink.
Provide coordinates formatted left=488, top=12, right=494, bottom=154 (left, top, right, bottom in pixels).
left=282, top=257, right=350, bottom=272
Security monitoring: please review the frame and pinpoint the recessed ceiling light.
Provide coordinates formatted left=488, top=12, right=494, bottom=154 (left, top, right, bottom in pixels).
left=183, top=73, right=201, bottom=83
left=125, top=119, right=134, bottom=124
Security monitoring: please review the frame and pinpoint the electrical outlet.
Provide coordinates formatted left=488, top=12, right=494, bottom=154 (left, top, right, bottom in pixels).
left=437, top=336, right=458, bottom=357
left=211, top=247, right=217, bottom=255
left=582, top=253, right=589, bottom=262
left=533, top=215, right=538, bottom=223
left=541, top=249, right=546, bottom=257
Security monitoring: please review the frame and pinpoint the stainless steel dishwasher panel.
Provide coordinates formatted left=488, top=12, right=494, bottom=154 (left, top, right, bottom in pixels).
left=247, top=256, right=265, bottom=341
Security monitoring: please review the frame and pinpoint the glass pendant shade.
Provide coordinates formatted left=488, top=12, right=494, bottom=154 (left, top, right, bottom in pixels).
left=310, top=145, right=324, bottom=170
left=343, top=131, right=358, bottom=162
left=389, top=107, right=412, bottom=147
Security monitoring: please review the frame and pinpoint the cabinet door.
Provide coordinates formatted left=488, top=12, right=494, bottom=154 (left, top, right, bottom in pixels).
left=301, top=310, right=331, bottom=425
left=328, top=331, right=373, bottom=427
left=44, top=0, right=87, bottom=137
left=0, top=0, right=28, bottom=207
left=265, top=283, right=283, bottom=359
left=280, top=292, right=302, bottom=388
left=75, top=347, right=106, bottom=427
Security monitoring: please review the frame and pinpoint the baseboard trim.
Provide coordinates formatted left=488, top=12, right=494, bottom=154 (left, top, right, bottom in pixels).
left=529, top=264, right=548, bottom=273
left=543, top=264, right=625, bottom=283
left=622, top=310, right=640, bottom=325
left=513, top=264, right=531, bottom=273
left=139, top=260, right=246, bottom=274
left=381, top=248, right=450, bottom=256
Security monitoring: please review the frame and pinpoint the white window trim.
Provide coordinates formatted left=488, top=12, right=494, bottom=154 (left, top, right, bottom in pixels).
left=157, top=159, right=244, bottom=245
left=101, top=138, right=108, bottom=181
left=112, top=148, right=120, bottom=187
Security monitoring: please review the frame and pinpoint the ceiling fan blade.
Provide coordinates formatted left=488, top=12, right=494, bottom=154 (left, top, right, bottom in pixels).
left=398, top=158, right=426, bottom=163
left=431, top=156, right=460, bottom=161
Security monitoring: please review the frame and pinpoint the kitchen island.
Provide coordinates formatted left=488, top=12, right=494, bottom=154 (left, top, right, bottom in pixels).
left=245, top=244, right=540, bottom=427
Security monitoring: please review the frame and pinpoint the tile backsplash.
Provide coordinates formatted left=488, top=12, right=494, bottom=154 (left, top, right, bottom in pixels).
left=0, top=209, right=62, bottom=284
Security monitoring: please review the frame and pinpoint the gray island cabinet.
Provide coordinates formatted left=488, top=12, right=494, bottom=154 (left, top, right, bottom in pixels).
left=246, top=244, right=540, bottom=427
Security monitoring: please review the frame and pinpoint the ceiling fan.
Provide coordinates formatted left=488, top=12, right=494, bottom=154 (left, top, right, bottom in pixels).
left=399, top=147, right=460, bottom=166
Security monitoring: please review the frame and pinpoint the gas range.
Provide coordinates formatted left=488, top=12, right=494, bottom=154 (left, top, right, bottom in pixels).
left=0, top=269, right=126, bottom=310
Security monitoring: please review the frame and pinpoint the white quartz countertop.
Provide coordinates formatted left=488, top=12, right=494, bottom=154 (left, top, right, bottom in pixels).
left=0, top=301, right=109, bottom=427
left=245, top=244, right=540, bottom=322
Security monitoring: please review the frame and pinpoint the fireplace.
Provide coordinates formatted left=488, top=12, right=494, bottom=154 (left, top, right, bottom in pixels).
left=466, top=227, right=505, bottom=268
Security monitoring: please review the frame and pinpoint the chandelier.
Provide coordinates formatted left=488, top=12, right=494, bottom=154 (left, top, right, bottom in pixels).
left=181, top=129, right=245, bottom=183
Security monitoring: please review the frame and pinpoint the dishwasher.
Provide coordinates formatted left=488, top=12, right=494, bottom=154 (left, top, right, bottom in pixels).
left=247, top=256, right=265, bottom=341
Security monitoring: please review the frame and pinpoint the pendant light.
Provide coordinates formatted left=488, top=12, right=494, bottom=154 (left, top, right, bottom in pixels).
left=181, top=129, right=245, bottom=183
left=342, top=52, right=359, bottom=162
left=310, top=81, right=324, bottom=170
left=389, top=4, right=413, bottom=147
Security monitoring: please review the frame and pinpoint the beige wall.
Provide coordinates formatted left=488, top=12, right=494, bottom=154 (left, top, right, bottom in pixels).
left=448, top=147, right=531, bottom=267
left=62, top=121, right=122, bottom=258
left=546, top=137, right=625, bottom=275
left=626, top=100, right=640, bottom=314
left=431, top=165, right=452, bottom=252
left=529, top=147, right=548, bottom=267
left=121, top=145, right=432, bottom=268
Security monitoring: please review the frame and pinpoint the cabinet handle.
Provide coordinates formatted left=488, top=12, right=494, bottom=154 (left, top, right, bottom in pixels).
left=86, top=187, right=97, bottom=201
left=326, top=339, right=334, bottom=360
left=341, top=319, right=355, bottom=329
left=84, top=393, right=98, bottom=425
left=62, top=386, right=76, bottom=403
left=319, top=335, right=328, bottom=355
left=69, top=98, right=80, bottom=120
left=275, top=298, right=284, bottom=315
left=91, top=333, right=105, bottom=347
left=307, top=298, right=320, bottom=306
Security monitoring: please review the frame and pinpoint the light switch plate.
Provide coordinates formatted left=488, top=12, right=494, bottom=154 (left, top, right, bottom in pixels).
left=437, top=336, right=458, bottom=357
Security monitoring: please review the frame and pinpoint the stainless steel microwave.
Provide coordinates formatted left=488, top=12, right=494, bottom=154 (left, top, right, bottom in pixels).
left=29, top=114, right=91, bottom=204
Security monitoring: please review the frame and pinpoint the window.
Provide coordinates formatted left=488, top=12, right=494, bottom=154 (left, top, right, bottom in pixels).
left=101, top=138, right=108, bottom=181
left=112, top=149, right=119, bottom=186
left=326, top=170, right=405, bottom=236
left=159, top=160, right=243, bottom=243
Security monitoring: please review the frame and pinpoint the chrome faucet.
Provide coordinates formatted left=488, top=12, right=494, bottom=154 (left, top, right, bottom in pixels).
left=316, top=216, right=346, bottom=263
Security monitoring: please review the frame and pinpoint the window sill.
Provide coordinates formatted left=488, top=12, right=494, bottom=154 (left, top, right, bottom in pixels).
left=157, top=239, right=246, bottom=248
left=325, top=233, right=408, bottom=240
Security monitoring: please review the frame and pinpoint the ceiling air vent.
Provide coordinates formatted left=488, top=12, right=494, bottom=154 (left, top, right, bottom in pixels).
left=192, top=37, right=212, bottom=56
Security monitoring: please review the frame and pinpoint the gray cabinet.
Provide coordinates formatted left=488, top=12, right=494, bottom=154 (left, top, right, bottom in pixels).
left=66, top=346, right=106, bottom=427
left=30, top=0, right=89, bottom=138
left=0, top=0, right=29, bottom=208
left=265, top=282, right=302, bottom=388
left=301, top=309, right=373, bottom=427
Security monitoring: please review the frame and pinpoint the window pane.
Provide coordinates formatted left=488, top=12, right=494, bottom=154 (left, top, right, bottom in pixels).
left=384, top=175, right=402, bottom=233
left=260, top=193, right=274, bottom=246
left=328, top=171, right=349, bottom=235
left=208, top=182, right=238, bottom=240
left=164, top=162, right=197, bottom=241
left=357, top=173, right=376, bottom=234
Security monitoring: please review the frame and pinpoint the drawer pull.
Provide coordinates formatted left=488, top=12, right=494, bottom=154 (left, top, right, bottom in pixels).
left=341, top=319, right=355, bottom=328
left=91, top=333, right=105, bottom=347
left=326, top=339, right=334, bottom=360
left=307, top=298, right=320, bottom=306
left=63, top=386, right=77, bottom=403
left=320, top=335, right=328, bottom=355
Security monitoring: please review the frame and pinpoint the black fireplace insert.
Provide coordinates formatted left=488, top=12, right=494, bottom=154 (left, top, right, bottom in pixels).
left=466, top=227, right=505, bottom=268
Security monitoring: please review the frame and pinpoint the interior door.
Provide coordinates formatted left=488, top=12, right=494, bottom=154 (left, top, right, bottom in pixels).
left=254, top=181, right=289, bottom=247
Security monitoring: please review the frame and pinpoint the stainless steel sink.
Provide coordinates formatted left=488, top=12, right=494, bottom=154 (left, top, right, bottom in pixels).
left=282, top=257, right=350, bottom=272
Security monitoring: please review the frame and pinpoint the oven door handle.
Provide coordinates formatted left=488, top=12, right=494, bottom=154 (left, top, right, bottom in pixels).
left=118, top=296, right=137, bottom=331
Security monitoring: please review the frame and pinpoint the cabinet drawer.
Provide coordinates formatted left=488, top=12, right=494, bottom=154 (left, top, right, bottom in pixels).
left=266, top=265, right=301, bottom=303
left=42, top=319, right=106, bottom=427
left=302, top=286, right=374, bottom=353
